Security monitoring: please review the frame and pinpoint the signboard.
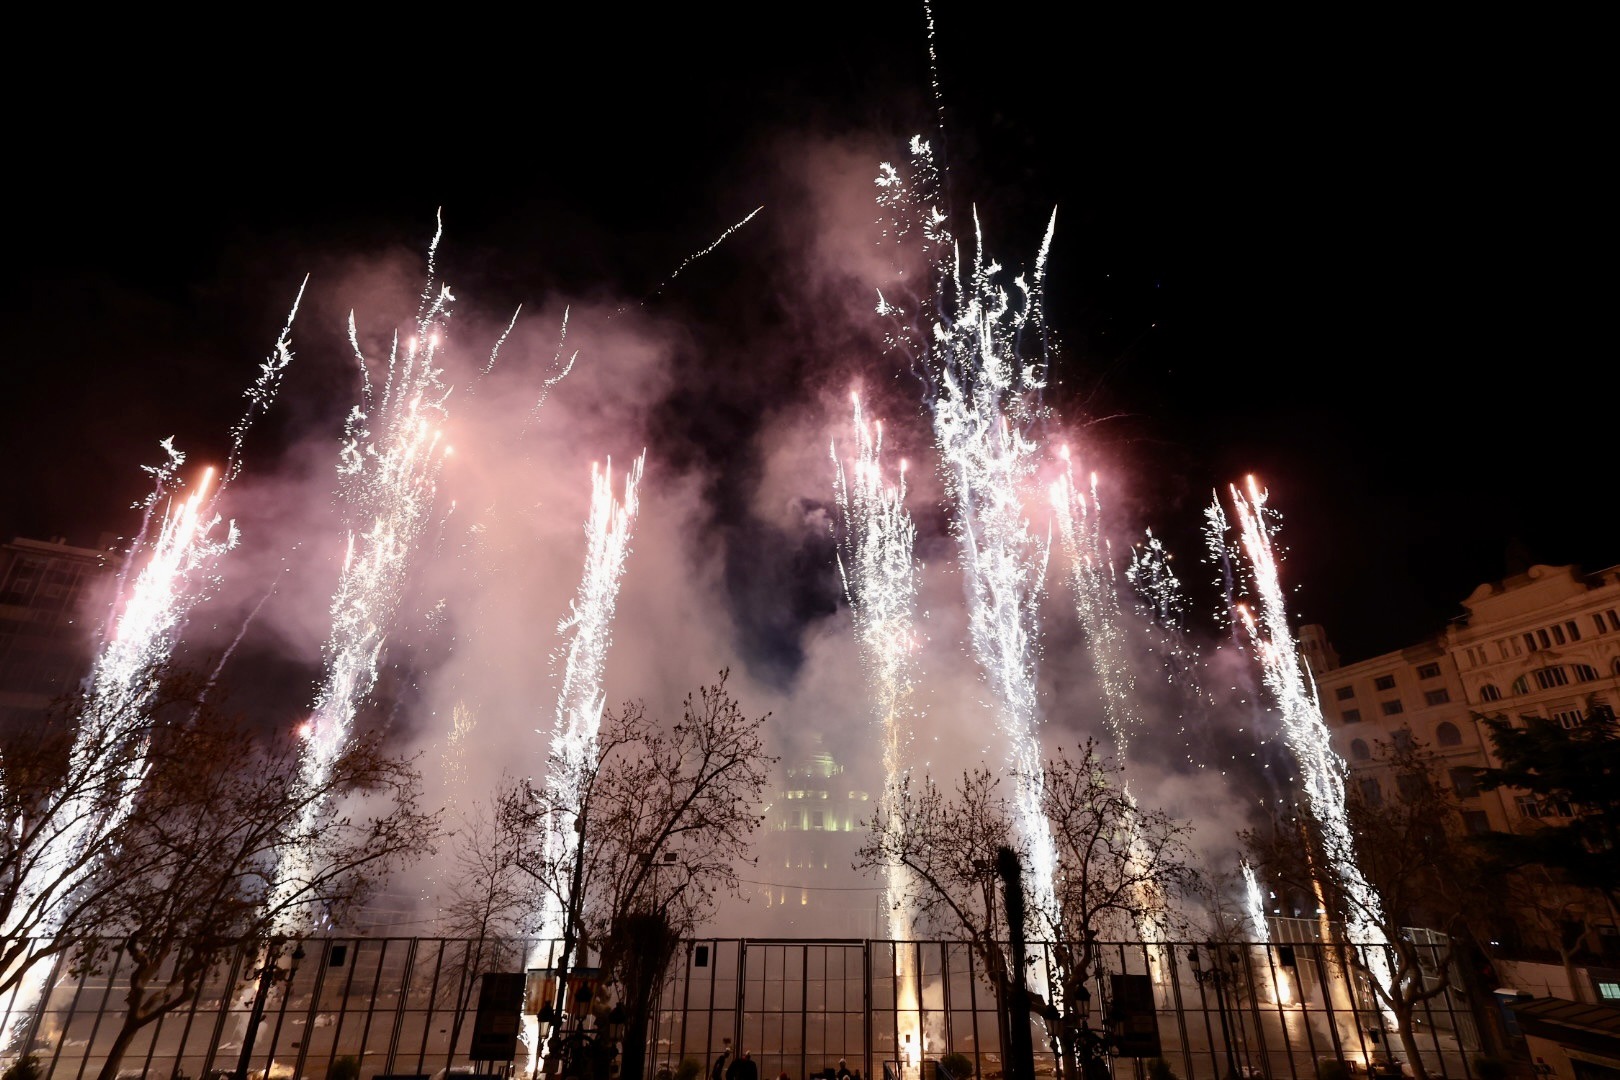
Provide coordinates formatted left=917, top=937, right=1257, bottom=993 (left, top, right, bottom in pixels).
left=470, top=972, right=528, bottom=1061
left=1108, top=974, right=1161, bottom=1058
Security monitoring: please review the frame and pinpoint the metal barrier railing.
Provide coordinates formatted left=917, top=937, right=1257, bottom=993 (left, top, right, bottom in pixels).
left=0, top=937, right=1483, bottom=1080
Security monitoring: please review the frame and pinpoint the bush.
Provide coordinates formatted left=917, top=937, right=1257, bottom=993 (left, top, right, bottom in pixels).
left=0, top=1057, right=42, bottom=1080
left=1147, top=1059, right=1179, bottom=1080
left=328, top=1055, right=362, bottom=1080
left=939, top=1053, right=974, bottom=1080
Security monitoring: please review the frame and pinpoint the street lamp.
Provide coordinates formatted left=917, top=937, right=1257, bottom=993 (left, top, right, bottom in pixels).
left=234, top=939, right=305, bottom=1080
left=1187, top=944, right=1241, bottom=1080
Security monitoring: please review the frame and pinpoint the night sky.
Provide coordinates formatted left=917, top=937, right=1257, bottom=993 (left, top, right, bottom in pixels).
left=4, top=6, right=1606, bottom=675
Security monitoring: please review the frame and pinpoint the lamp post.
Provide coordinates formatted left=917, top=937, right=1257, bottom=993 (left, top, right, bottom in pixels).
left=1188, top=944, right=1241, bottom=1080
left=234, top=938, right=305, bottom=1080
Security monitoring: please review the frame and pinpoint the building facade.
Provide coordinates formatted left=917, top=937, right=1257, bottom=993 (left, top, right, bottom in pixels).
left=1303, top=562, right=1620, bottom=980
left=0, top=535, right=112, bottom=737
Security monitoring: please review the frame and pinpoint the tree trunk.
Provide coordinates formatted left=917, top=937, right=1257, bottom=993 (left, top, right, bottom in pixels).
left=1393, top=1002, right=1428, bottom=1080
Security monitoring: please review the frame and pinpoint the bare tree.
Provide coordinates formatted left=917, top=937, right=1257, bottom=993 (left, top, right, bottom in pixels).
left=435, top=798, right=528, bottom=1065
left=1243, top=737, right=1490, bottom=1080
left=855, top=768, right=1032, bottom=1062
left=0, top=670, right=205, bottom=1001
left=500, top=671, right=775, bottom=1080
left=1040, top=742, right=1203, bottom=1080
left=71, top=718, right=438, bottom=1080
left=857, top=748, right=1203, bottom=1080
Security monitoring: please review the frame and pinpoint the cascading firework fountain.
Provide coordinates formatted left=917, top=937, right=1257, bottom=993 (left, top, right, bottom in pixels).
left=875, top=138, right=1059, bottom=942
left=832, top=391, right=923, bottom=1038
left=0, top=282, right=301, bottom=1051
left=1218, top=476, right=1397, bottom=1029
left=276, top=223, right=457, bottom=927
left=528, top=451, right=646, bottom=1073
left=1049, top=455, right=1170, bottom=949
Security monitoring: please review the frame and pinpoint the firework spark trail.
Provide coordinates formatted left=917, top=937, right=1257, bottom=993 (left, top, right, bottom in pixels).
left=1241, top=859, right=1270, bottom=942
left=832, top=392, right=922, bottom=993
left=1, top=287, right=301, bottom=1051
left=1049, top=457, right=1175, bottom=944
left=1221, top=477, right=1397, bottom=1026
left=1240, top=856, right=1296, bottom=1005
left=274, top=225, right=456, bottom=927
left=1125, top=530, right=1221, bottom=771
left=533, top=452, right=647, bottom=949
left=611, top=206, right=764, bottom=318
left=877, top=138, right=1059, bottom=946
left=1050, top=453, right=1142, bottom=754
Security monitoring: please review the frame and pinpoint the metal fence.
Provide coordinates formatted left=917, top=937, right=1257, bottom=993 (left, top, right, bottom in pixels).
left=0, top=937, right=1487, bottom=1080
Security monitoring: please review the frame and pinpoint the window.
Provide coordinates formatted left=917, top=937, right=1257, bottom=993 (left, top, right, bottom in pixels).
left=1524, top=633, right=1539, bottom=652
left=1335, top=686, right=1356, bottom=700
left=1359, top=778, right=1382, bottom=805
left=1397, top=772, right=1426, bottom=799
left=1551, top=624, right=1567, bottom=646
left=1436, top=721, right=1463, bottom=746
left=1574, top=664, right=1599, bottom=682
left=1342, top=708, right=1362, bottom=723
left=1479, top=684, right=1502, bottom=702
left=1533, top=666, right=1571, bottom=690
left=1462, top=811, right=1492, bottom=836
left=1512, top=675, right=1530, bottom=695
left=1374, top=675, right=1397, bottom=691
left=1599, top=981, right=1620, bottom=1002
left=1424, top=688, right=1451, bottom=706
left=1553, top=709, right=1584, bottom=729
left=1537, top=628, right=1553, bottom=649
left=1515, top=795, right=1574, bottom=820
left=1610, top=610, right=1620, bottom=632
left=1566, top=620, right=1581, bottom=642
left=1449, top=767, right=1479, bottom=797
left=1350, top=739, right=1371, bottom=761
left=1598, top=614, right=1611, bottom=635
left=1392, top=729, right=1414, bottom=753
left=1416, top=662, right=1441, bottom=680
left=1381, top=699, right=1405, bottom=716
left=811, top=811, right=824, bottom=830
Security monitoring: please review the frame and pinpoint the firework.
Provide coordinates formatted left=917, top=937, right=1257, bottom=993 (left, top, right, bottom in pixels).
left=0, top=282, right=301, bottom=1050
left=875, top=137, right=1059, bottom=946
left=534, top=451, right=647, bottom=944
left=1050, top=453, right=1142, bottom=755
left=1220, top=477, right=1396, bottom=1027
left=832, top=391, right=922, bottom=1025
left=274, top=224, right=455, bottom=926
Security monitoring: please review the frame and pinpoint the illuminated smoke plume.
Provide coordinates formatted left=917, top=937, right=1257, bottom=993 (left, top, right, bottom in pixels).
left=1217, top=477, right=1396, bottom=1026
left=875, top=137, right=1058, bottom=936
left=276, top=225, right=456, bottom=924
left=440, top=308, right=577, bottom=819
left=832, top=391, right=922, bottom=1019
left=534, top=451, right=647, bottom=947
left=1, top=284, right=301, bottom=1048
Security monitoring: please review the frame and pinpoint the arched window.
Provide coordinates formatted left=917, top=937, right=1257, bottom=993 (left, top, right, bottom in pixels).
left=1511, top=675, right=1529, bottom=696
left=1479, top=683, right=1502, bottom=702
left=1435, top=722, right=1463, bottom=747
left=1350, top=738, right=1371, bottom=761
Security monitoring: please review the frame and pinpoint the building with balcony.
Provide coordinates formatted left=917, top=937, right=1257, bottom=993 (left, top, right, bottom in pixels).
left=1303, top=562, right=1620, bottom=986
